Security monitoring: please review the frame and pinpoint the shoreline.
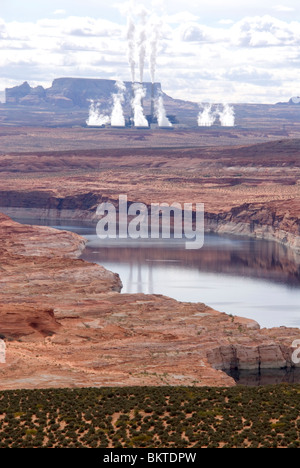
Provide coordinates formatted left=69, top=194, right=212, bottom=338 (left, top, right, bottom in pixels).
left=1, top=204, right=299, bottom=256
left=0, top=212, right=300, bottom=389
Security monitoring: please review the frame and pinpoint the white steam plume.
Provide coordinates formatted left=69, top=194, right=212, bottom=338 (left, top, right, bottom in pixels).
left=219, top=104, right=235, bottom=127
left=149, top=18, right=161, bottom=83
left=132, top=83, right=148, bottom=127
left=110, top=81, right=126, bottom=127
left=86, top=100, right=110, bottom=127
left=137, top=8, right=148, bottom=83
left=155, top=96, right=172, bottom=127
left=198, top=104, right=216, bottom=127
left=126, top=15, right=136, bottom=83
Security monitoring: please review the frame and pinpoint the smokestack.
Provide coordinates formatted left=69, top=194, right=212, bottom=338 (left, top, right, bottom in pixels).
left=137, top=8, right=148, bottom=85
left=127, top=15, right=136, bottom=83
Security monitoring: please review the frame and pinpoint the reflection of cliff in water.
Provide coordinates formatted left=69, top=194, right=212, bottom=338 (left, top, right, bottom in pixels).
left=82, top=234, right=300, bottom=287
left=227, top=368, right=300, bottom=386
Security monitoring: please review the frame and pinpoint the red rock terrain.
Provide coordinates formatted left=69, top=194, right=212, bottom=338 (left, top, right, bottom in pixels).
left=0, top=213, right=86, bottom=258
left=0, top=128, right=299, bottom=389
left=0, top=135, right=299, bottom=252
left=0, top=213, right=299, bottom=390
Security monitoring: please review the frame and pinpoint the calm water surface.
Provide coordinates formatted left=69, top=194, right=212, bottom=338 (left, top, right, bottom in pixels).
left=15, top=218, right=300, bottom=330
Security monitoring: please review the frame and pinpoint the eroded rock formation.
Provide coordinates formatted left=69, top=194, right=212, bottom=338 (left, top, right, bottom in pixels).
left=206, top=199, right=300, bottom=253
left=0, top=214, right=299, bottom=390
left=0, top=133, right=299, bottom=388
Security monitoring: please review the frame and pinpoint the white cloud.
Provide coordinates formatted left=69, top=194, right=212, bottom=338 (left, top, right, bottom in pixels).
left=230, top=15, right=300, bottom=47
left=218, top=19, right=235, bottom=25
left=53, top=9, right=67, bottom=15
left=225, top=66, right=274, bottom=85
left=180, top=24, right=208, bottom=42
left=164, top=12, right=200, bottom=24
left=273, top=5, right=295, bottom=12
left=1, top=12, right=300, bottom=104
left=177, top=22, right=226, bottom=43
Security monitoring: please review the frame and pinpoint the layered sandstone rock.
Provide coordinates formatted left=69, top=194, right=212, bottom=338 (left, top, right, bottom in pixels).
left=0, top=304, right=60, bottom=340
left=0, top=214, right=299, bottom=389
left=0, top=214, right=122, bottom=338
left=207, top=344, right=291, bottom=371
left=206, top=199, right=300, bottom=253
left=0, top=213, right=87, bottom=258
left=0, top=136, right=299, bottom=385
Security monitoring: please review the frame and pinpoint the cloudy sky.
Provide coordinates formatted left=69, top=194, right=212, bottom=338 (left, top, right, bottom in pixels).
left=0, top=0, right=299, bottom=103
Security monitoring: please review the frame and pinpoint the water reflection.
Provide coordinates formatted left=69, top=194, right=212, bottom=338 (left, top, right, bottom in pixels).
left=227, top=369, right=300, bottom=386
left=82, top=234, right=300, bottom=287
left=11, top=218, right=300, bottom=329
left=81, top=234, right=300, bottom=329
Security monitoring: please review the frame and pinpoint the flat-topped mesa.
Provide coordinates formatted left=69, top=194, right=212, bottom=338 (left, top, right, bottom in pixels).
left=5, top=78, right=163, bottom=110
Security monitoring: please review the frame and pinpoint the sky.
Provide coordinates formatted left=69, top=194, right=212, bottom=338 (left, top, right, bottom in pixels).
left=0, top=0, right=299, bottom=103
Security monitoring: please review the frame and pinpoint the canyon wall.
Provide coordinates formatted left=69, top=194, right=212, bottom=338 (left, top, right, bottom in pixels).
left=206, top=200, right=300, bottom=254
left=1, top=192, right=299, bottom=253
left=0, top=212, right=300, bottom=389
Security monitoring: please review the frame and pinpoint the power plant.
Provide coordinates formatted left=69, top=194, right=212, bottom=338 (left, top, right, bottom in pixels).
left=86, top=80, right=178, bottom=130
left=86, top=5, right=235, bottom=130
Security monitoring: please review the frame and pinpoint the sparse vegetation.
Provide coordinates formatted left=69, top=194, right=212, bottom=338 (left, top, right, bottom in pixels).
left=0, top=385, right=299, bottom=448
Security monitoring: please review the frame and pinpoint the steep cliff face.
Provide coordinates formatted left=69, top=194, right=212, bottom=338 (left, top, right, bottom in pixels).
left=206, top=199, right=300, bottom=253
left=1, top=189, right=299, bottom=253
left=207, top=343, right=293, bottom=371
left=5, top=78, right=162, bottom=110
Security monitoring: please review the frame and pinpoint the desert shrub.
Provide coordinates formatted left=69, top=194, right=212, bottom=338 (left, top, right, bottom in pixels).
left=0, top=385, right=300, bottom=448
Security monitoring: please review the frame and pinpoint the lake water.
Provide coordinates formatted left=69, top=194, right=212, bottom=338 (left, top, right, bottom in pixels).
left=14, top=218, right=300, bottom=330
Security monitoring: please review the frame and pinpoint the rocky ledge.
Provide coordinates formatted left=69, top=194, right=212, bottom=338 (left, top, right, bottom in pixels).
left=0, top=213, right=87, bottom=258
left=206, top=198, right=300, bottom=254
left=0, top=214, right=299, bottom=389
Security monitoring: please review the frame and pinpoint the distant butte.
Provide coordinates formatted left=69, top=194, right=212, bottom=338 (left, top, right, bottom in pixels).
left=2, top=77, right=300, bottom=128
left=5, top=78, right=163, bottom=110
